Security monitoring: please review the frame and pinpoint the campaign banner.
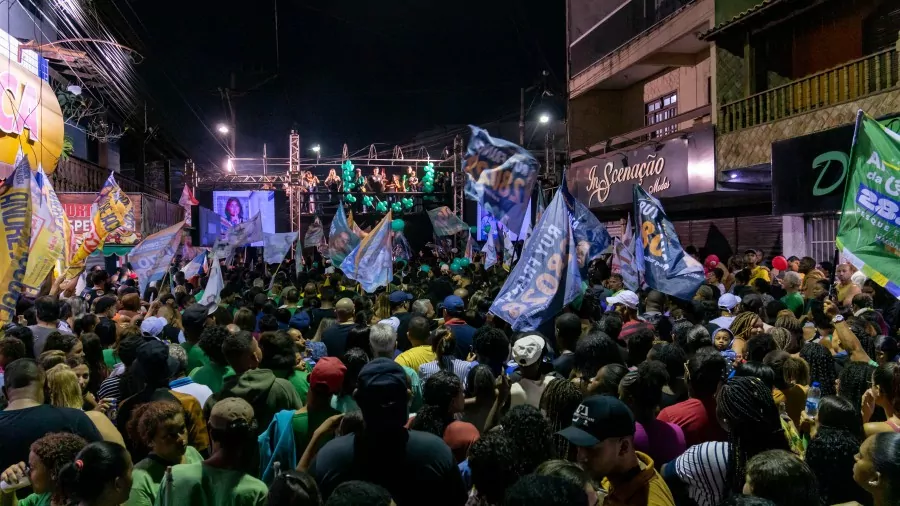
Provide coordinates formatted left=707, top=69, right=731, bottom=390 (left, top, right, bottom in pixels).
left=304, top=216, right=325, bottom=247
left=490, top=187, right=582, bottom=331
left=611, top=214, right=639, bottom=291
left=225, top=212, right=263, bottom=247
left=501, top=225, right=514, bottom=271
left=464, top=233, right=476, bottom=261
left=341, top=212, right=393, bottom=293
left=427, top=206, right=469, bottom=237
left=463, top=126, right=540, bottom=234
left=328, top=205, right=360, bottom=266
left=24, top=166, right=70, bottom=295
left=212, top=239, right=233, bottom=262
left=393, top=231, right=412, bottom=261
left=130, top=222, right=184, bottom=297
left=181, top=250, right=208, bottom=279
left=264, top=232, right=298, bottom=265
left=0, top=155, right=33, bottom=324
left=65, top=173, right=131, bottom=278
left=179, top=184, right=199, bottom=227
left=199, top=254, right=223, bottom=307
left=482, top=230, right=498, bottom=270
left=633, top=185, right=704, bottom=300
left=561, top=175, right=612, bottom=276
left=836, top=112, right=900, bottom=298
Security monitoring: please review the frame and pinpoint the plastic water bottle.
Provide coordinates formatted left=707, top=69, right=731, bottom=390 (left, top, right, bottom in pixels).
left=0, top=474, right=30, bottom=492
left=806, top=381, right=822, bottom=418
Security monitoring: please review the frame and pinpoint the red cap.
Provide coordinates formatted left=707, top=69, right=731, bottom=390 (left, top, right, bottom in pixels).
left=310, top=357, right=347, bottom=394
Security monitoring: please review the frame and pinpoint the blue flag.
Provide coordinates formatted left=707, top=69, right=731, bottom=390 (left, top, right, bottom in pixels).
left=130, top=222, right=184, bottom=297
left=463, top=126, right=540, bottom=234
left=341, top=212, right=393, bottom=293
left=328, top=205, right=360, bottom=266
left=560, top=174, right=612, bottom=276
left=633, top=185, right=704, bottom=300
left=490, top=188, right=582, bottom=331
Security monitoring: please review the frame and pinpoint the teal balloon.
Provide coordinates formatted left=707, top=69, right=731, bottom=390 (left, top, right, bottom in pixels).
left=345, top=194, right=356, bottom=203
left=450, top=263, right=462, bottom=273
left=391, top=202, right=402, bottom=213
left=376, top=202, right=388, bottom=213
left=363, top=196, right=373, bottom=206
left=424, top=183, right=434, bottom=193
left=482, top=224, right=491, bottom=234
left=391, top=219, right=404, bottom=232
left=420, top=265, right=431, bottom=273
left=469, top=225, right=477, bottom=234
left=403, top=199, right=413, bottom=209
left=459, top=257, right=471, bottom=267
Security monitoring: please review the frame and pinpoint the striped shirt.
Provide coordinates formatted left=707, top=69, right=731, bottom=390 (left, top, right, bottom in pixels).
left=673, top=442, right=729, bottom=506
left=418, top=359, right=475, bottom=389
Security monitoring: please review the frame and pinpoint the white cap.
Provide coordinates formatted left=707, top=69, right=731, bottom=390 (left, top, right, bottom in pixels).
left=718, top=293, right=742, bottom=311
left=606, top=290, right=639, bottom=310
left=378, top=317, right=400, bottom=333
left=512, top=334, right=545, bottom=367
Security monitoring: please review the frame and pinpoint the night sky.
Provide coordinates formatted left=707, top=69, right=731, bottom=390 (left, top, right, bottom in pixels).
left=110, top=0, right=565, bottom=170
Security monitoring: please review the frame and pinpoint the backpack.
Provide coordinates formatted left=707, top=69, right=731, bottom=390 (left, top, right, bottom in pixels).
left=258, top=409, right=296, bottom=485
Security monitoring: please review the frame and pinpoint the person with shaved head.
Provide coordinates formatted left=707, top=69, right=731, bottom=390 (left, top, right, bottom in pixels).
left=322, top=298, right=356, bottom=357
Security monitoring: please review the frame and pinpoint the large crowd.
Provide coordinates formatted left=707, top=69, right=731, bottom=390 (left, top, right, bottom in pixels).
left=0, top=246, right=898, bottom=506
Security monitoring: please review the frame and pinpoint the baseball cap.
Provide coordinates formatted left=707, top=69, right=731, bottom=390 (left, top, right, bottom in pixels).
left=512, top=334, right=545, bottom=367
left=140, top=316, right=167, bottom=337
left=209, top=397, right=256, bottom=431
left=310, top=357, right=346, bottom=395
left=356, top=358, right=408, bottom=407
left=442, top=295, right=465, bottom=312
left=134, top=339, right=179, bottom=381
left=718, top=293, right=742, bottom=311
left=182, top=304, right=210, bottom=330
left=606, top=290, right=638, bottom=310
left=389, top=291, right=413, bottom=304
left=557, top=395, right=636, bottom=447
left=378, top=317, right=400, bottom=333
left=744, top=249, right=757, bottom=255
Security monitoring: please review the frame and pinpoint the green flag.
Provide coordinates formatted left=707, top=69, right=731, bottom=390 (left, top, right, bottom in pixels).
left=836, top=111, right=900, bottom=298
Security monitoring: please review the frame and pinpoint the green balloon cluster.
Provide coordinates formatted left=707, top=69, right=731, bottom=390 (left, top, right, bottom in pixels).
left=345, top=194, right=357, bottom=203
left=391, top=219, right=405, bottom=232
left=341, top=160, right=356, bottom=191
left=449, top=256, right=471, bottom=273
left=422, top=162, right=435, bottom=193
left=375, top=201, right=389, bottom=213
left=401, top=197, right=414, bottom=210
left=391, top=202, right=402, bottom=213
left=362, top=195, right=374, bottom=207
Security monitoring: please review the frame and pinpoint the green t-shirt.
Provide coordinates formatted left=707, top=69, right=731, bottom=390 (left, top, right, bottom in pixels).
left=126, top=446, right=203, bottom=506
left=287, top=370, right=310, bottom=405
left=102, top=348, right=121, bottom=370
left=189, top=363, right=235, bottom=394
left=781, top=292, right=805, bottom=317
left=153, top=463, right=267, bottom=506
left=18, top=493, right=51, bottom=506
left=292, top=407, right=341, bottom=456
left=181, top=343, right=210, bottom=372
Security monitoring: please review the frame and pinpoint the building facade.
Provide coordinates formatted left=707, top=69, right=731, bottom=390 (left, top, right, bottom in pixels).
left=567, top=0, right=900, bottom=265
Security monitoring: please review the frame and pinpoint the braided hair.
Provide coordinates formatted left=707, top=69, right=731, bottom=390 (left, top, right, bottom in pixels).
left=799, top=342, right=837, bottom=396
left=730, top=312, right=761, bottom=342
left=717, top=376, right=790, bottom=495
left=539, top=379, right=583, bottom=462
left=838, top=361, right=876, bottom=417
left=410, top=370, right=461, bottom=438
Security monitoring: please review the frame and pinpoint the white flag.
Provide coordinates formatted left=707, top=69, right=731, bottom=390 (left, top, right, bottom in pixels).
left=263, top=232, right=298, bottom=264
left=482, top=231, right=498, bottom=270
left=226, top=213, right=263, bottom=246
left=199, top=256, right=223, bottom=307
left=181, top=250, right=208, bottom=279
left=502, top=227, right=514, bottom=271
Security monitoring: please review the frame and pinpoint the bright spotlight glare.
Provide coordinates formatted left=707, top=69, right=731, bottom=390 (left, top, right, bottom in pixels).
left=312, top=145, right=321, bottom=153
left=226, top=158, right=234, bottom=172
left=216, top=124, right=230, bottom=134
left=539, top=114, right=551, bottom=124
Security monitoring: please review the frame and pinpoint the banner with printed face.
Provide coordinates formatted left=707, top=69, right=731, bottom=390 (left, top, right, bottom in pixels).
left=130, top=222, right=184, bottom=297
left=560, top=174, right=612, bottom=277
left=836, top=111, right=900, bottom=298
left=24, top=165, right=70, bottom=295
left=304, top=216, right=325, bottom=248
left=463, top=126, right=540, bottom=234
left=225, top=212, right=263, bottom=247
left=427, top=206, right=469, bottom=237
left=341, top=211, right=393, bottom=293
left=328, top=205, right=360, bottom=266
left=490, top=187, right=582, bottom=331
left=0, top=155, right=33, bottom=324
left=633, top=185, right=704, bottom=300
left=263, top=232, right=299, bottom=265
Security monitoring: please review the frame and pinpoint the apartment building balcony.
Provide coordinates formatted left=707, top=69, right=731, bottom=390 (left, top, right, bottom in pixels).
left=719, top=43, right=900, bottom=133
left=569, top=0, right=713, bottom=98
left=53, top=155, right=169, bottom=200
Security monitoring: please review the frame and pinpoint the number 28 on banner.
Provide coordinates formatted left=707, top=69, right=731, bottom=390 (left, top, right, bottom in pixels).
left=639, top=201, right=663, bottom=256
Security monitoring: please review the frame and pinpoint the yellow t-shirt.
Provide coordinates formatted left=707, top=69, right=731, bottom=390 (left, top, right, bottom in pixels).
left=749, top=266, right=771, bottom=284
left=601, top=451, right=674, bottom=506
left=395, top=346, right=437, bottom=371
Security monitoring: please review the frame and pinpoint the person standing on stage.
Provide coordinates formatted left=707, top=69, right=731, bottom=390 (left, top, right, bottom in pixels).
left=325, top=168, right=341, bottom=202
left=404, top=166, right=418, bottom=192
left=305, top=171, right=320, bottom=213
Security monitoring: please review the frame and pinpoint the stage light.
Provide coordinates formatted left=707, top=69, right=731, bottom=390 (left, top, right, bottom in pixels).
left=539, top=114, right=551, bottom=124
left=311, top=145, right=321, bottom=153
left=226, top=158, right=234, bottom=172
left=217, top=123, right=230, bottom=135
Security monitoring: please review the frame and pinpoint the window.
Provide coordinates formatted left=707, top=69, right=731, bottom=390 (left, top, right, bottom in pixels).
left=646, top=92, right=678, bottom=138
left=805, top=215, right=839, bottom=264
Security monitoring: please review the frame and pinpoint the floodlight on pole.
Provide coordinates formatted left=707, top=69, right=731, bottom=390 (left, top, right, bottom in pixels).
left=216, top=123, right=230, bottom=135
left=539, top=114, right=551, bottom=124
left=311, top=145, right=321, bottom=153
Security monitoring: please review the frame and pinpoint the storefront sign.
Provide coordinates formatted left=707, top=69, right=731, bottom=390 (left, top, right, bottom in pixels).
left=0, top=57, right=64, bottom=173
left=772, top=114, right=900, bottom=215
left=567, top=124, right=715, bottom=208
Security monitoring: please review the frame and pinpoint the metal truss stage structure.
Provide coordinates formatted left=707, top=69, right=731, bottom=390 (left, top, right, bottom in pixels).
left=187, top=132, right=466, bottom=233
